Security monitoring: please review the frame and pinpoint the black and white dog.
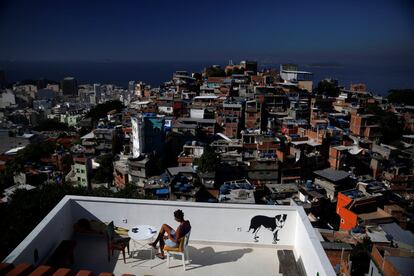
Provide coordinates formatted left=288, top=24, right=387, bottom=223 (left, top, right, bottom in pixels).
left=248, top=214, right=287, bottom=243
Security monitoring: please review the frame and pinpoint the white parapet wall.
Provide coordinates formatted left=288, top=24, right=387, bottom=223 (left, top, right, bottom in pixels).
left=294, top=206, right=335, bottom=276
left=4, top=196, right=335, bottom=275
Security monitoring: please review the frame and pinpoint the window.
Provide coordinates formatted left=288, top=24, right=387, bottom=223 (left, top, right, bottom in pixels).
left=76, top=169, right=80, bottom=173
left=81, top=169, right=85, bottom=173
left=77, top=177, right=81, bottom=181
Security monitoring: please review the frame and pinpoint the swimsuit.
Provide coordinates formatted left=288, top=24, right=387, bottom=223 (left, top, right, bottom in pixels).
left=165, top=221, right=191, bottom=248
left=165, top=230, right=177, bottom=247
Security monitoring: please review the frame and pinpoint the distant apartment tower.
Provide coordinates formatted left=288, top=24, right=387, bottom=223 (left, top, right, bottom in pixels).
left=131, top=114, right=164, bottom=157
left=61, top=77, right=78, bottom=95
left=128, top=81, right=135, bottom=93
left=93, top=83, right=101, bottom=104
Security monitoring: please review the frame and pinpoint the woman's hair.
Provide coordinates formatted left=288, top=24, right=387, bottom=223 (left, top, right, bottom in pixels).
left=174, top=209, right=184, bottom=220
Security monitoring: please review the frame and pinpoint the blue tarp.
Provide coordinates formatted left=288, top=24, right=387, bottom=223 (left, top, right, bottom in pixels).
left=155, top=188, right=169, bottom=195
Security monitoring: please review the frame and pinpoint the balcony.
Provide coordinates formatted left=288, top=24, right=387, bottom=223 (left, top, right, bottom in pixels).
left=3, top=196, right=335, bottom=276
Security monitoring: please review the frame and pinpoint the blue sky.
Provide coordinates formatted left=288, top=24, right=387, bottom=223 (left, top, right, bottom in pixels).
left=0, top=0, right=413, bottom=64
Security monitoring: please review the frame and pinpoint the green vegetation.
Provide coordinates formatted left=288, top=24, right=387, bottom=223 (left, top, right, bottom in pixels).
left=0, top=141, right=58, bottom=193
left=387, top=89, right=414, bottom=105
left=8, top=114, right=29, bottom=125
left=204, top=66, right=226, bottom=78
left=195, top=146, right=220, bottom=173
left=92, top=154, right=114, bottom=184
left=34, top=118, right=71, bottom=131
left=314, top=80, right=340, bottom=97
left=86, top=100, right=124, bottom=123
left=366, top=104, right=404, bottom=143
left=7, top=141, right=57, bottom=173
left=350, top=237, right=372, bottom=276
left=0, top=183, right=151, bottom=260
left=226, top=67, right=245, bottom=76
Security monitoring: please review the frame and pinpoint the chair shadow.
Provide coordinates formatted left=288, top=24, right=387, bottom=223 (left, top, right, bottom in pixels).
left=71, top=234, right=121, bottom=274
left=169, top=246, right=253, bottom=271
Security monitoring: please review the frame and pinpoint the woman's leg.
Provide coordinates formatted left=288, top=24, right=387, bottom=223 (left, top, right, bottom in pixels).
left=150, top=224, right=173, bottom=247
left=159, top=238, right=165, bottom=255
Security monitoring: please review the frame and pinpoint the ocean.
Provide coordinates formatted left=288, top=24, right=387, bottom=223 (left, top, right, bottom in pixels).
left=1, top=61, right=413, bottom=96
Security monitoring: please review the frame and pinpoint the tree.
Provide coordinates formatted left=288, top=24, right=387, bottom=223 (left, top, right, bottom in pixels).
left=366, top=104, right=404, bottom=143
left=86, top=100, right=124, bottom=124
left=8, top=114, right=29, bottom=125
left=350, top=237, right=372, bottom=275
left=0, top=171, right=14, bottom=194
left=192, top=72, right=202, bottom=81
left=195, top=146, right=219, bottom=173
left=387, top=89, right=414, bottom=105
left=314, top=80, right=340, bottom=97
left=92, top=154, right=114, bottom=184
left=33, top=119, right=70, bottom=131
left=0, top=182, right=153, bottom=260
left=115, top=183, right=144, bottom=199
left=226, top=67, right=245, bottom=76
left=8, top=141, right=57, bottom=173
left=204, top=66, right=226, bottom=78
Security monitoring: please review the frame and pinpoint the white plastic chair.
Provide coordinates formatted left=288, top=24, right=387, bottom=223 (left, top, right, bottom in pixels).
left=165, top=230, right=191, bottom=270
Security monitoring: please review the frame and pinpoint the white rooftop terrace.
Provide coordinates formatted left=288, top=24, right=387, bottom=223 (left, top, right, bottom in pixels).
left=4, top=196, right=335, bottom=276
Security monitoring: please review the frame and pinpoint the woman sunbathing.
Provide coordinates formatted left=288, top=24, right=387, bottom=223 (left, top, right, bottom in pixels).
left=149, top=209, right=191, bottom=259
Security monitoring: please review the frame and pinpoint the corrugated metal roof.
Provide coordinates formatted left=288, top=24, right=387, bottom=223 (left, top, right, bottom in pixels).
left=387, top=256, right=414, bottom=275
left=314, top=168, right=350, bottom=182
left=380, top=223, right=414, bottom=247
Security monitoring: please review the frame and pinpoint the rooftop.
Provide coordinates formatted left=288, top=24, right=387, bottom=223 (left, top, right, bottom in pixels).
left=314, top=168, right=351, bottom=182
left=387, top=256, right=414, bottom=275
left=72, top=235, right=286, bottom=276
left=4, top=196, right=334, bottom=276
left=166, top=166, right=194, bottom=176
left=380, top=223, right=414, bottom=249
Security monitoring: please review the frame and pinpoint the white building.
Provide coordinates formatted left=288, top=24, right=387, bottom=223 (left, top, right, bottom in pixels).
left=131, top=116, right=143, bottom=158
left=0, top=90, right=16, bottom=108
left=280, top=64, right=313, bottom=82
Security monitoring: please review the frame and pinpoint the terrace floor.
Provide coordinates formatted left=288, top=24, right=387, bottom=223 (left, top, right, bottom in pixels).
left=71, top=234, right=293, bottom=276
